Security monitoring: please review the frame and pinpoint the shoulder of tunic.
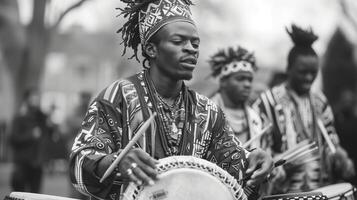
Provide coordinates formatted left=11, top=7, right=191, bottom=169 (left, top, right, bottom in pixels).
left=193, top=90, right=220, bottom=113
left=96, top=76, right=140, bottom=106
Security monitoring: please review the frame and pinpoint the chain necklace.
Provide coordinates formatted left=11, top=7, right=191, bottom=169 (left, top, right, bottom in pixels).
left=156, top=91, right=182, bottom=110
left=142, top=70, right=189, bottom=156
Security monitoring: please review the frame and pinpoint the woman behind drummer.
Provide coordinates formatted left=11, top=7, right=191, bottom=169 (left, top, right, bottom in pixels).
left=253, top=24, right=355, bottom=194
left=69, top=0, right=273, bottom=199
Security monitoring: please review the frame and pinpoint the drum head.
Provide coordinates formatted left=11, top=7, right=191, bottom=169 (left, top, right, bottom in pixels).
left=122, top=156, right=246, bottom=200
left=262, top=192, right=325, bottom=200
left=312, top=183, right=355, bottom=199
left=8, top=192, right=80, bottom=200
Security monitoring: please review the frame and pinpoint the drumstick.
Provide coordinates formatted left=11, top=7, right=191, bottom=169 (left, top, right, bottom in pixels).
left=317, top=119, right=336, bottom=154
left=278, top=142, right=316, bottom=162
left=274, top=159, right=286, bottom=167
left=285, top=146, right=318, bottom=163
left=100, top=112, right=157, bottom=183
left=242, top=158, right=287, bottom=183
left=273, top=146, right=317, bottom=168
left=272, top=147, right=318, bottom=169
left=275, top=140, right=310, bottom=161
left=299, top=156, right=320, bottom=165
left=243, top=123, right=272, bottom=148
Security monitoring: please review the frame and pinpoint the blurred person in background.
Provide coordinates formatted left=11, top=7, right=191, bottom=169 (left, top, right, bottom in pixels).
left=68, top=0, right=273, bottom=199
left=209, top=45, right=266, bottom=147
left=334, top=89, right=357, bottom=185
left=252, top=24, right=355, bottom=194
left=9, top=89, right=50, bottom=193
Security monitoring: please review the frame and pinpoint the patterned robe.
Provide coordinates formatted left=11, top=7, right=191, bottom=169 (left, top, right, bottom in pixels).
left=211, top=93, right=263, bottom=148
left=69, top=70, right=252, bottom=200
left=252, top=83, right=339, bottom=193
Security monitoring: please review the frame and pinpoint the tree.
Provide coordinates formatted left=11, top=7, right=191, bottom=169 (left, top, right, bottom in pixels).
left=322, top=0, right=357, bottom=109
left=0, top=0, right=89, bottom=118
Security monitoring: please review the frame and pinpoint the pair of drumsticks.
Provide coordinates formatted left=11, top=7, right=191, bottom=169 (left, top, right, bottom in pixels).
left=274, top=141, right=319, bottom=166
left=271, top=118, right=337, bottom=168
left=242, top=141, right=319, bottom=182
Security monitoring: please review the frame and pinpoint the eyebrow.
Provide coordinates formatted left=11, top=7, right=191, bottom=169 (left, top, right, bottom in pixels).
left=171, top=33, right=200, bottom=41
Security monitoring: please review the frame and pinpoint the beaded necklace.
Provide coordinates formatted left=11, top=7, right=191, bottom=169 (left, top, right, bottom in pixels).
left=143, top=71, right=187, bottom=155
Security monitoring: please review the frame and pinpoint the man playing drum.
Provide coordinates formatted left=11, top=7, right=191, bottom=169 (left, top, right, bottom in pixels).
left=209, top=46, right=267, bottom=148
left=69, top=1, right=273, bottom=200
left=253, top=24, right=355, bottom=194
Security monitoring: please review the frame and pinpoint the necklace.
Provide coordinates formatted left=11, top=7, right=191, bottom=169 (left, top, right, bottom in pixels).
left=143, top=70, right=188, bottom=155
left=156, top=91, right=182, bottom=110
left=155, top=90, right=184, bottom=155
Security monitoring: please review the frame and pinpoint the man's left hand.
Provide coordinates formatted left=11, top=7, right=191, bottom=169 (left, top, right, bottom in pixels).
left=245, top=148, right=274, bottom=187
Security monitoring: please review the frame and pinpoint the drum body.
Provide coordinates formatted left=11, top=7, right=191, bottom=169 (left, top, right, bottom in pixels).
left=312, top=183, right=356, bottom=200
left=5, top=192, right=80, bottom=200
left=122, top=156, right=246, bottom=200
left=262, top=192, right=327, bottom=200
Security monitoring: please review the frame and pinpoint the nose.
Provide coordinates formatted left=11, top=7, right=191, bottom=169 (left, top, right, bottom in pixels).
left=305, top=72, right=316, bottom=82
left=243, top=79, right=252, bottom=88
left=183, top=41, right=198, bottom=54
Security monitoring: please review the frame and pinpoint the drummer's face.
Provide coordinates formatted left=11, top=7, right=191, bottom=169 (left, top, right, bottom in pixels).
left=221, top=71, right=253, bottom=105
left=288, top=55, right=318, bottom=95
left=147, top=21, right=200, bottom=81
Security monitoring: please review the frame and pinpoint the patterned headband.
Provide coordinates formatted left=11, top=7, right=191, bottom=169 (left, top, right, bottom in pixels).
left=218, top=61, right=254, bottom=79
left=139, top=0, right=195, bottom=46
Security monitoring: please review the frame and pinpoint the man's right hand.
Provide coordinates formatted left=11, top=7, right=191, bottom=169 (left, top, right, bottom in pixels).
left=270, top=166, right=286, bottom=183
left=117, top=148, right=159, bottom=186
left=96, top=148, right=159, bottom=186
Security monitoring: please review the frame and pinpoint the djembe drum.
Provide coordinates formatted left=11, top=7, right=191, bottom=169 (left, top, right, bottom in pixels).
left=262, top=192, right=327, bottom=200
left=313, top=183, right=356, bottom=200
left=4, top=192, right=80, bottom=200
left=121, top=156, right=246, bottom=200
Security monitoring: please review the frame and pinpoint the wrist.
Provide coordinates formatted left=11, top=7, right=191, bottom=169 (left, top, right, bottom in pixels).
left=245, top=148, right=257, bottom=158
left=95, top=151, right=122, bottom=178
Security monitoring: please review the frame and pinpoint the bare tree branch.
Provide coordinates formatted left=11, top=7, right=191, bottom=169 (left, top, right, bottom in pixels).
left=52, top=0, right=89, bottom=30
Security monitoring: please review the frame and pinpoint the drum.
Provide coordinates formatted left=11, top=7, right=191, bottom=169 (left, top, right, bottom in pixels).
left=4, top=192, right=80, bottom=200
left=312, top=183, right=356, bottom=200
left=122, top=156, right=246, bottom=200
left=262, top=192, right=327, bottom=200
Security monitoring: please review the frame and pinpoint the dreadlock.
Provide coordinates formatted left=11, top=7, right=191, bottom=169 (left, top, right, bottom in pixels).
left=117, top=0, right=194, bottom=67
left=286, top=24, right=318, bottom=69
left=209, top=46, right=257, bottom=78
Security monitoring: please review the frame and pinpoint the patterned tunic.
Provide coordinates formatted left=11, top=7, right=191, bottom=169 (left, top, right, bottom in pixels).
left=69, top=70, right=251, bottom=200
left=252, top=83, right=339, bottom=193
left=211, top=93, right=263, bottom=148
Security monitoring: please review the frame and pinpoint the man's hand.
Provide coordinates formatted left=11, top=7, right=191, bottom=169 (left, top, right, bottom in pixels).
left=96, top=148, right=159, bottom=186
left=328, top=146, right=355, bottom=180
left=245, top=148, right=274, bottom=187
left=117, top=148, right=159, bottom=186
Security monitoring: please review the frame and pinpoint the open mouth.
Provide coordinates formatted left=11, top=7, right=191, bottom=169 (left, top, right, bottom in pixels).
left=180, top=57, right=197, bottom=65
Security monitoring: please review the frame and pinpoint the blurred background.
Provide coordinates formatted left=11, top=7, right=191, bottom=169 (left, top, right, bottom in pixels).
left=0, top=0, right=356, bottom=199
